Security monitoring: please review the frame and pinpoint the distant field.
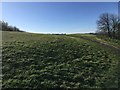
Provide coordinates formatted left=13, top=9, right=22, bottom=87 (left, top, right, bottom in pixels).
left=2, top=31, right=120, bottom=89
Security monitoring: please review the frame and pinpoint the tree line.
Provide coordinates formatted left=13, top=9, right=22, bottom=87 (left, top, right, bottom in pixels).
left=96, top=13, right=120, bottom=40
left=0, top=21, right=24, bottom=32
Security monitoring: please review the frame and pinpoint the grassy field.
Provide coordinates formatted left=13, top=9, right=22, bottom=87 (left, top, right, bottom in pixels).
left=2, top=31, right=120, bottom=89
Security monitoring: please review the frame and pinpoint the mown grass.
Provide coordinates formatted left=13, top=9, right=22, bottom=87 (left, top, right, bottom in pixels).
left=2, top=31, right=119, bottom=89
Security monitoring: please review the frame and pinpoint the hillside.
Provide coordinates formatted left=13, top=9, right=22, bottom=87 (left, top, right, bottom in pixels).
left=2, top=31, right=120, bottom=89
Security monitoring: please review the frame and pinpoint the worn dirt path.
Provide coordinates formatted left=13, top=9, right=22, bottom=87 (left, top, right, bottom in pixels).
left=69, top=36, right=120, bottom=56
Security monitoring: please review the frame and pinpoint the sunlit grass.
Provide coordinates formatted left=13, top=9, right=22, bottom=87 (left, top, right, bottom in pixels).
left=2, top=31, right=119, bottom=89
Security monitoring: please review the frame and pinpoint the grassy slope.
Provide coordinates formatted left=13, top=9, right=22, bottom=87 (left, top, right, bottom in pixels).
left=67, top=34, right=120, bottom=49
left=67, top=34, right=120, bottom=88
left=2, top=31, right=119, bottom=89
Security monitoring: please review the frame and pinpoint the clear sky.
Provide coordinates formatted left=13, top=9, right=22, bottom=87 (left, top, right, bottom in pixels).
left=2, top=2, right=118, bottom=34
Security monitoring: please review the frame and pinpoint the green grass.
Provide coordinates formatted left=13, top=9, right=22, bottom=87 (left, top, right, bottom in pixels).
left=67, top=34, right=120, bottom=49
left=2, top=31, right=119, bottom=89
left=97, top=35, right=120, bottom=48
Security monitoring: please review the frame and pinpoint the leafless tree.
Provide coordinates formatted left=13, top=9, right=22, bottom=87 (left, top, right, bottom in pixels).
left=97, top=13, right=112, bottom=37
left=97, top=13, right=120, bottom=39
left=110, top=14, right=119, bottom=38
left=0, top=20, right=24, bottom=32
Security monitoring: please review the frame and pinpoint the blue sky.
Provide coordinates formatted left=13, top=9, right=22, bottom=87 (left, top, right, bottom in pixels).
left=2, top=2, right=118, bottom=34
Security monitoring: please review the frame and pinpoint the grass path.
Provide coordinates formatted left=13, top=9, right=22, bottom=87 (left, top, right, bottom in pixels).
left=68, top=35, right=120, bottom=56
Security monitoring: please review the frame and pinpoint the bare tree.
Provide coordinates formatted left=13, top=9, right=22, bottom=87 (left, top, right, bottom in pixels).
left=97, top=13, right=120, bottom=39
left=0, top=20, right=24, bottom=32
left=97, top=13, right=111, bottom=37
left=110, top=14, right=119, bottom=38
left=117, top=21, right=120, bottom=39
